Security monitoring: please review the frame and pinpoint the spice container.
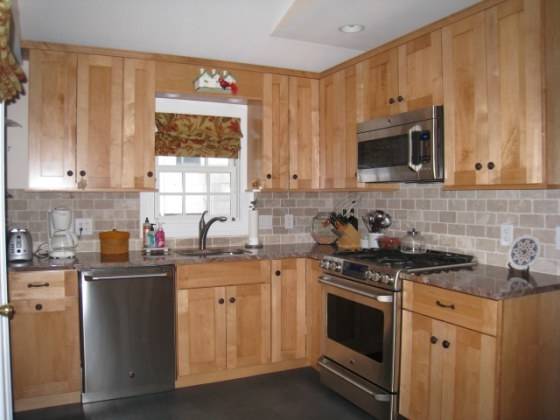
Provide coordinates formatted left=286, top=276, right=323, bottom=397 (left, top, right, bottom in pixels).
left=99, top=229, right=130, bottom=256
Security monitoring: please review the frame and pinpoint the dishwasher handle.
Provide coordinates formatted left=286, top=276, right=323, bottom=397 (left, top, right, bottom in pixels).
left=86, top=273, right=170, bottom=281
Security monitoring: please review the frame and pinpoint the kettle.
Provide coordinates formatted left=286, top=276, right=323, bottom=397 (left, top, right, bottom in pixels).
left=8, top=228, right=33, bottom=262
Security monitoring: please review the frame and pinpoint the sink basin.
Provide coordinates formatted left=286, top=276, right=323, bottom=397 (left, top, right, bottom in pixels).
left=173, top=248, right=252, bottom=257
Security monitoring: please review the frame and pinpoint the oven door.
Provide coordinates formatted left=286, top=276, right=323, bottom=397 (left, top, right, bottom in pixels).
left=320, top=275, right=398, bottom=393
left=357, top=118, right=442, bottom=183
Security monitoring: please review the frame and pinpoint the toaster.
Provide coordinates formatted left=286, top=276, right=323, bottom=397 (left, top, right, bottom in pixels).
left=8, top=228, right=33, bottom=262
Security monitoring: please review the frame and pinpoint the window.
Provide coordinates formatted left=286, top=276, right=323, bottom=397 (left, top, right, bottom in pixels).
left=157, top=156, right=239, bottom=219
left=140, top=98, right=249, bottom=238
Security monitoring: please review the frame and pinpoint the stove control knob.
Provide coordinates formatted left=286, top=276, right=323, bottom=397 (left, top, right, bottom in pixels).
left=381, top=274, right=392, bottom=284
left=373, top=272, right=381, bottom=282
left=364, top=270, right=374, bottom=281
left=333, top=262, right=343, bottom=272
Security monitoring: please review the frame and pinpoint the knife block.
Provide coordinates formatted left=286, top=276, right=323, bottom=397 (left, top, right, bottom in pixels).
left=335, top=224, right=361, bottom=250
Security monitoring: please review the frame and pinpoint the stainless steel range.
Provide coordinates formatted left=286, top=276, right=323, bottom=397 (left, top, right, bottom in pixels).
left=318, top=249, right=475, bottom=420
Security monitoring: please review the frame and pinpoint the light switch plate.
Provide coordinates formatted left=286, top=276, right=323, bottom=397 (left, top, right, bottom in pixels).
left=284, top=214, right=294, bottom=230
left=556, top=226, right=560, bottom=250
left=500, top=224, right=514, bottom=246
left=75, top=218, right=93, bottom=236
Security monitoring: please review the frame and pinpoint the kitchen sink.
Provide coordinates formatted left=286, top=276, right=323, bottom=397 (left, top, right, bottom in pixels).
left=173, top=248, right=252, bottom=257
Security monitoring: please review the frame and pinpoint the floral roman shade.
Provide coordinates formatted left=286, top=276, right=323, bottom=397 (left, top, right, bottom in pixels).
left=155, top=112, right=242, bottom=159
left=0, top=0, right=25, bottom=102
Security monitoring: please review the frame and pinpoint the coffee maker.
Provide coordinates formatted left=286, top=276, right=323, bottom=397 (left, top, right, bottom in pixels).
left=48, top=208, right=78, bottom=258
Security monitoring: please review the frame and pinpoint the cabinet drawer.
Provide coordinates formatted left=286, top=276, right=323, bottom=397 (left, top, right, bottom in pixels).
left=403, top=281, right=499, bottom=336
left=8, top=271, right=73, bottom=301
left=177, top=260, right=271, bottom=289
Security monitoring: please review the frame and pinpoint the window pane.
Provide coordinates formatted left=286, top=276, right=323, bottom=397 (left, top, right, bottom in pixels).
left=180, top=157, right=205, bottom=166
left=207, top=158, right=229, bottom=167
left=159, top=172, right=183, bottom=193
left=159, top=195, right=183, bottom=216
left=185, top=195, right=207, bottom=214
left=210, top=173, right=231, bottom=193
left=157, top=156, right=179, bottom=165
left=210, top=195, right=231, bottom=216
left=185, top=173, right=207, bottom=193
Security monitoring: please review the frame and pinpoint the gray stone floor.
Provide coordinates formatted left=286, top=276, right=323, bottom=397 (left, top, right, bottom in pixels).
left=14, top=368, right=373, bottom=420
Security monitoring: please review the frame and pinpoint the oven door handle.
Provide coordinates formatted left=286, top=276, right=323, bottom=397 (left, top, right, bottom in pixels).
left=319, top=276, right=393, bottom=303
left=318, top=359, right=391, bottom=403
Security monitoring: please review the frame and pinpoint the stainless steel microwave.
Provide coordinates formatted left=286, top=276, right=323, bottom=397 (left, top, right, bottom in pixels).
left=357, top=106, right=444, bottom=183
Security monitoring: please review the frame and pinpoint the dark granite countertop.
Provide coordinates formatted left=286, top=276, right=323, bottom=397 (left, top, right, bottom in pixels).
left=9, top=244, right=560, bottom=300
left=407, top=264, right=560, bottom=300
left=8, top=243, right=336, bottom=272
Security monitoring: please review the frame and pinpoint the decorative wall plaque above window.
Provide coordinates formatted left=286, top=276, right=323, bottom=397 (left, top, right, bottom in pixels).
left=193, top=68, right=238, bottom=94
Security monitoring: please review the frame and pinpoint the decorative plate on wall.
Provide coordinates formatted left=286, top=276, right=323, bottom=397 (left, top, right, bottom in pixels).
left=508, top=235, right=540, bottom=270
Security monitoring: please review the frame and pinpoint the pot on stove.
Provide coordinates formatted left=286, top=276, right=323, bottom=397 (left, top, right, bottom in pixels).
left=400, top=228, right=427, bottom=254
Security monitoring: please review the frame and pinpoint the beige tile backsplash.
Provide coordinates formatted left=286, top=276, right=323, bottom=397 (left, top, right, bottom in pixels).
left=7, top=185, right=560, bottom=275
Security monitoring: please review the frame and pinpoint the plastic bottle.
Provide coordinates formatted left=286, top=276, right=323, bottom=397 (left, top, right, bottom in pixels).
left=155, top=224, right=166, bottom=248
left=142, top=217, right=151, bottom=248
left=147, top=224, right=156, bottom=248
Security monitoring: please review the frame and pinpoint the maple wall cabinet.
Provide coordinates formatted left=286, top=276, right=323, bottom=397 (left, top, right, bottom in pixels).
left=443, top=0, right=559, bottom=188
left=9, top=271, right=81, bottom=412
left=27, top=49, right=156, bottom=191
left=248, top=74, right=319, bottom=191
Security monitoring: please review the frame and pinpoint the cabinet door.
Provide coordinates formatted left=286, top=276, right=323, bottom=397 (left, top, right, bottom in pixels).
left=176, top=287, right=227, bottom=377
left=442, top=12, right=489, bottom=186
left=398, top=30, right=443, bottom=112
left=10, top=272, right=80, bottom=405
left=400, top=310, right=497, bottom=420
left=319, top=68, right=358, bottom=189
left=28, top=50, right=77, bottom=190
left=356, top=48, right=399, bottom=121
left=288, top=77, right=320, bottom=190
left=305, top=259, right=323, bottom=368
left=226, top=283, right=270, bottom=369
left=77, top=54, right=123, bottom=189
left=261, top=73, right=289, bottom=189
left=486, top=0, right=543, bottom=185
left=122, top=59, right=156, bottom=190
left=271, top=259, right=306, bottom=362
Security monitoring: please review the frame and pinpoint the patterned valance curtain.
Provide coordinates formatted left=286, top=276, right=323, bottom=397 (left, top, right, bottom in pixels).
left=0, top=0, right=25, bottom=102
left=155, top=112, right=242, bottom=159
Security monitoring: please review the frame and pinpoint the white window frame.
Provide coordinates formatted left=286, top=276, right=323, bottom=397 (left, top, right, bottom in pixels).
left=140, top=98, right=249, bottom=239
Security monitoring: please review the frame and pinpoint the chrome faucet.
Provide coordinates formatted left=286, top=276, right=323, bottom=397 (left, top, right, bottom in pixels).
left=198, top=210, right=228, bottom=250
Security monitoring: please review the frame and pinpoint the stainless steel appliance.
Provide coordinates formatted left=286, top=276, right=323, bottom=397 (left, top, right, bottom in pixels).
left=79, top=266, right=175, bottom=403
left=357, top=106, right=444, bottom=183
left=8, top=227, right=33, bottom=262
left=318, top=249, right=475, bottom=419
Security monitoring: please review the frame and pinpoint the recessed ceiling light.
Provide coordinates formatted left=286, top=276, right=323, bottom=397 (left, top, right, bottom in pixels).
left=338, top=24, right=365, bottom=33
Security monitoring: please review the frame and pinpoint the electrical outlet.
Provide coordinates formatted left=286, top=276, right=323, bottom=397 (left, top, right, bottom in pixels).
left=556, top=226, right=560, bottom=250
left=284, top=214, right=294, bottom=230
left=500, top=224, right=514, bottom=246
left=75, top=218, right=93, bottom=236
left=259, top=215, right=272, bottom=229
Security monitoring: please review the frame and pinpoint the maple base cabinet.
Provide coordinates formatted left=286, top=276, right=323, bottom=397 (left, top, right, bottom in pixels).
left=9, top=271, right=81, bottom=412
left=400, top=282, right=560, bottom=420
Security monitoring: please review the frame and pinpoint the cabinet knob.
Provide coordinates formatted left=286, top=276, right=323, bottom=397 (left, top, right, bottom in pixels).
left=229, top=297, right=236, bottom=304
left=266, top=174, right=272, bottom=180
left=442, top=340, right=451, bottom=349
left=292, top=174, right=298, bottom=180
left=218, top=298, right=225, bottom=305
left=430, top=336, right=438, bottom=344
left=397, top=95, right=404, bottom=102
left=275, top=270, right=281, bottom=276
left=35, top=304, right=43, bottom=311
left=388, top=97, right=396, bottom=104
left=487, top=162, right=495, bottom=170
left=66, top=170, right=74, bottom=177
left=79, top=170, right=87, bottom=177
left=475, top=163, right=483, bottom=171
left=147, top=171, right=154, bottom=178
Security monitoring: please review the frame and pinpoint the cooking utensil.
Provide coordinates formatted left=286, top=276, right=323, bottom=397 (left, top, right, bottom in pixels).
left=362, top=216, right=373, bottom=232
left=367, top=210, right=392, bottom=233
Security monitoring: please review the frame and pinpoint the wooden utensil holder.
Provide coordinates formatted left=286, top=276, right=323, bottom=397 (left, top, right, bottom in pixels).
left=335, top=224, right=361, bottom=250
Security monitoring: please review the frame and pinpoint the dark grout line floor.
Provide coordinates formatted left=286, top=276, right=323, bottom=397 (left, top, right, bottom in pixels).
left=14, top=368, right=373, bottom=420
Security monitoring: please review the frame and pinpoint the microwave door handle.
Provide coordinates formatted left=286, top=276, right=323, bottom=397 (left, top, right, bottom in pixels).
left=408, top=124, right=423, bottom=173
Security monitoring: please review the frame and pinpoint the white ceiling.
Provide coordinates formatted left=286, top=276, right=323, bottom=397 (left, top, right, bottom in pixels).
left=18, top=0, right=479, bottom=72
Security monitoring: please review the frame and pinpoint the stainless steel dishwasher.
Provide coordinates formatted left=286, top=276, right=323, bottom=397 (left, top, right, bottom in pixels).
left=79, top=265, right=175, bottom=403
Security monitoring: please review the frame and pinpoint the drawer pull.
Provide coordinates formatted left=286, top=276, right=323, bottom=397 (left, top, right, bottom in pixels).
left=27, top=282, right=50, bottom=288
left=436, top=300, right=455, bottom=310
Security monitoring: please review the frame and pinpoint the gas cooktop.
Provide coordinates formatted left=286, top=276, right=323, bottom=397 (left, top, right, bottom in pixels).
left=321, top=249, right=476, bottom=291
